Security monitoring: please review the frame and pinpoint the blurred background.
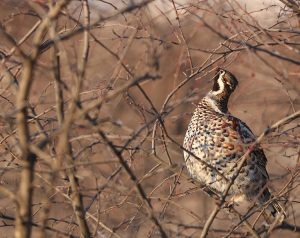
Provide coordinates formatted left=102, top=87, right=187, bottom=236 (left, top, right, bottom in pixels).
left=0, top=0, right=299, bottom=237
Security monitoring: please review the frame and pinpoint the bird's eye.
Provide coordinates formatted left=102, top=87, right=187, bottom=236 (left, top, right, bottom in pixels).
left=220, top=70, right=225, bottom=75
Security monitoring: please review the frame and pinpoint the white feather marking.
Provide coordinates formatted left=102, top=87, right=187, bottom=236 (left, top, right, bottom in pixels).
left=212, top=71, right=225, bottom=96
left=204, top=97, right=223, bottom=114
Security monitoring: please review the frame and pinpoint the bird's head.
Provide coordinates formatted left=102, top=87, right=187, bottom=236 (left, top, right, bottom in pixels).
left=206, top=68, right=239, bottom=113
left=211, top=68, right=238, bottom=96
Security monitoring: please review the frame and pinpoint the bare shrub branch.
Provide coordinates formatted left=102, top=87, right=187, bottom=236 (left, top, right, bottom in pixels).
left=0, top=0, right=299, bottom=237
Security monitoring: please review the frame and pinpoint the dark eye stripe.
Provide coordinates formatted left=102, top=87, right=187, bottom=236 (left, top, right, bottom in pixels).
left=212, top=80, right=220, bottom=91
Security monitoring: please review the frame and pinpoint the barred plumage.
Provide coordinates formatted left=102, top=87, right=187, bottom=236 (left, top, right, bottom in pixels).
left=183, top=68, right=285, bottom=219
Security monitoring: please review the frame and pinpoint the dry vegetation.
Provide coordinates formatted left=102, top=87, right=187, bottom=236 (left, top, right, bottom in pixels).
left=0, top=0, right=299, bottom=237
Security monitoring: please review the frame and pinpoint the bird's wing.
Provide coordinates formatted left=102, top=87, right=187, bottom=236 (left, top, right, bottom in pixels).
left=226, top=115, right=269, bottom=179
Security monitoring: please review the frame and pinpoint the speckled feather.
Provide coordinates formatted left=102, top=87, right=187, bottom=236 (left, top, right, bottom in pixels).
left=183, top=97, right=268, bottom=201
left=183, top=69, right=284, bottom=218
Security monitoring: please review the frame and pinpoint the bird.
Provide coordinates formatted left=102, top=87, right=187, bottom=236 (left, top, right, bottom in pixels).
left=183, top=68, right=285, bottom=220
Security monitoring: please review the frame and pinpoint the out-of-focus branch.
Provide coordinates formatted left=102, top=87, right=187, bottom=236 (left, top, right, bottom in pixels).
left=98, top=130, right=168, bottom=238
left=0, top=0, right=299, bottom=237
left=73, top=73, right=160, bottom=122
left=171, top=0, right=193, bottom=72
left=0, top=212, right=73, bottom=237
left=56, top=1, right=91, bottom=237
left=14, top=1, right=70, bottom=238
left=279, top=0, right=300, bottom=14
left=185, top=7, right=300, bottom=65
left=275, top=221, right=300, bottom=232
left=36, top=173, right=120, bottom=238
left=38, top=0, right=155, bottom=54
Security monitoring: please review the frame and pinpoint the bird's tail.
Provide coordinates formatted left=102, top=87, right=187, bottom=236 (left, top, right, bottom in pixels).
left=260, top=189, right=286, bottom=223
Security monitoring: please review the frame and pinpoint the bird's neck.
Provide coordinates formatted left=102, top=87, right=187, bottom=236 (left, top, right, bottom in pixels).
left=204, top=92, right=229, bottom=113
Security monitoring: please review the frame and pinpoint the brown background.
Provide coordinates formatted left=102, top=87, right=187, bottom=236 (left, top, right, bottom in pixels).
left=0, top=0, right=299, bottom=237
